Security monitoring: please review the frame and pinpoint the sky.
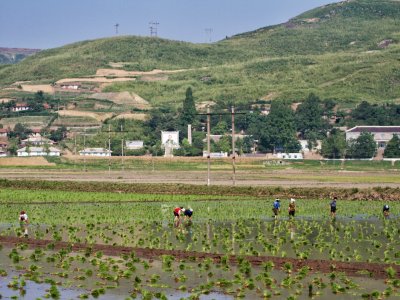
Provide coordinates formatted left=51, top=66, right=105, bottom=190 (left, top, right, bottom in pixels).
left=0, top=0, right=341, bottom=50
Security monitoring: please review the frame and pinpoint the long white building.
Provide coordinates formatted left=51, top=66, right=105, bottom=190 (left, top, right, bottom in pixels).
left=346, top=126, right=400, bottom=148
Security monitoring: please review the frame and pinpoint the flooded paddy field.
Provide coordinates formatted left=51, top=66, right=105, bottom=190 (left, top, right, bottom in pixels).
left=1, top=245, right=398, bottom=300
left=0, top=189, right=399, bottom=299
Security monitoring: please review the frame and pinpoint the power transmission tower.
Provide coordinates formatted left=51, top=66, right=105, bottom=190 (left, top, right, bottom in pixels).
left=205, top=28, right=213, bottom=43
left=149, top=21, right=159, bottom=37
left=114, top=23, right=119, bottom=35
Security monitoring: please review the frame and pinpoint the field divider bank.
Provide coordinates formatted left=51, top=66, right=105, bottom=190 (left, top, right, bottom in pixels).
left=1, top=179, right=400, bottom=200
left=1, top=235, right=398, bottom=280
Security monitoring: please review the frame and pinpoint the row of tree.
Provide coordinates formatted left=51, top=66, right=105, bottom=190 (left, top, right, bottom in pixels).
left=322, top=130, right=400, bottom=159
left=7, top=87, right=400, bottom=158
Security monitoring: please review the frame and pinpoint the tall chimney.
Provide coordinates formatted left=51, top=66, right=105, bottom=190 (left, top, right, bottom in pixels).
left=188, top=124, right=192, bottom=145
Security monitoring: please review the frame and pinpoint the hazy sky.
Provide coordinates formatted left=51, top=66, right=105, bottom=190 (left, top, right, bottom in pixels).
left=1, top=0, right=340, bottom=49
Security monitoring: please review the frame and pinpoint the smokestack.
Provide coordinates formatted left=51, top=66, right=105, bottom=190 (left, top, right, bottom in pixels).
left=188, top=124, right=192, bottom=145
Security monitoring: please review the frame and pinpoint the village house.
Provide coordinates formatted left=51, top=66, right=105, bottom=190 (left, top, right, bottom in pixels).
left=346, top=126, right=400, bottom=148
left=0, top=140, right=8, bottom=149
left=60, top=82, right=81, bottom=90
left=79, top=148, right=112, bottom=157
left=12, top=103, right=29, bottom=112
left=21, top=133, right=55, bottom=146
left=17, top=146, right=61, bottom=157
left=0, top=128, right=8, bottom=137
left=0, top=149, right=6, bottom=157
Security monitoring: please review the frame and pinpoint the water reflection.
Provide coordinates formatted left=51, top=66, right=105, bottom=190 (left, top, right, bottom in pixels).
left=289, top=220, right=296, bottom=241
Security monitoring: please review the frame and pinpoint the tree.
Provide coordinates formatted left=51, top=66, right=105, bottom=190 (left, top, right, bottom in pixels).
left=50, top=126, right=67, bottom=142
left=384, top=134, right=400, bottom=158
left=295, top=93, right=328, bottom=139
left=258, top=101, right=301, bottom=153
left=10, top=123, right=31, bottom=140
left=27, top=90, right=46, bottom=112
left=241, top=136, right=254, bottom=154
left=321, top=129, right=347, bottom=159
left=346, top=132, right=377, bottom=159
left=180, top=87, right=197, bottom=126
left=211, top=120, right=228, bottom=135
left=214, top=135, right=231, bottom=153
left=7, top=138, right=18, bottom=155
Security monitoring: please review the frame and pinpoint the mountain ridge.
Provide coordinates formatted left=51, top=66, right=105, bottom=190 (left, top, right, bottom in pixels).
left=0, top=47, right=41, bottom=64
left=0, top=0, right=399, bottom=104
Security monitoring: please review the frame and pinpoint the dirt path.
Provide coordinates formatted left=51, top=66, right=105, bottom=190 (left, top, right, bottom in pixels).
left=0, top=169, right=399, bottom=189
left=0, top=236, right=397, bottom=279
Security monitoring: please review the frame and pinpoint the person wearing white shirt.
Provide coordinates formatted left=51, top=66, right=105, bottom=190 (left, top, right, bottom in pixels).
left=19, top=210, right=29, bottom=237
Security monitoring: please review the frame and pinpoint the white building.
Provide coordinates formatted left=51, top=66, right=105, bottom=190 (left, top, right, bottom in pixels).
left=12, top=103, right=29, bottom=112
left=276, top=153, right=303, bottom=160
left=17, top=146, right=61, bottom=157
left=202, top=151, right=228, bottom=158
left=346, top=126, right=400, bottom=148
left=299, top=140, right=322, bottom=153
left=0, top=128, right=8, bottom=137
left=125, top=140, right=144, bottom=150
left=79, top=148, right=112, bottom=156
left=60, top=82, right=81, bottom=90
left=21, top=134, right=55, bottom=146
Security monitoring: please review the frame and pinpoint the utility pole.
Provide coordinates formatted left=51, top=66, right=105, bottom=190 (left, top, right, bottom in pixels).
left=198, top=107, right=245, bottom=186
left=74, top=134, right=77, bottom=155
left=231, top=106, right=236, bottom=186
left=115, top=23, right=119, bottom=35
left=108, top=124, right=111, bottom=176
left=121, top=124, right=124, bottom=172
left=83, top=127, right=87, bottom=172
left=207, top=106, right=211, bottom=186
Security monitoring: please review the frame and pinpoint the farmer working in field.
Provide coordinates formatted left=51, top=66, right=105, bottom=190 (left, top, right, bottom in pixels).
left=19, top=210, right=29, bottom=237
left=173, top=206, right=184, bottom=227
left=383, top=204, right=390, bottom=219
left=272, top=199, right=281, bottom=218
left=184, top=207, right=193, bottom=222
left=288, top=198, right=296, bottom=217
left=330, top=196, right=337, bottom=218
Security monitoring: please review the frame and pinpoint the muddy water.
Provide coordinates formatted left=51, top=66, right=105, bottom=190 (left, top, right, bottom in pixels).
left=0, top=247, right=397, bottom=299
left=1, top=216, right=398, bottom=264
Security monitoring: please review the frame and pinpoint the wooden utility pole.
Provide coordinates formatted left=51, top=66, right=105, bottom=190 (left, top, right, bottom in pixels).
left=83, top=127, right=87, bottom=172
left=108, top=124, right=111, bottom=176
left=207, top=106, right=211, bottom=186
left=121, top=124, right=124, bottom=171
left=197, top=107, right=245, bottom=186
left=231, top=106, right=236, bottom=186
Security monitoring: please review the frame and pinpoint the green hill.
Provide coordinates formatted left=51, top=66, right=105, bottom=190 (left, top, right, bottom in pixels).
left=1, top=0, right=399, bottom=105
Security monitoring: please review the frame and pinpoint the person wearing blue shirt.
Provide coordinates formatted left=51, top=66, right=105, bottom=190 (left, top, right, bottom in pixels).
left=272, top=199, right=281, bottom=218
left=330, top=197, right=337, bottom=218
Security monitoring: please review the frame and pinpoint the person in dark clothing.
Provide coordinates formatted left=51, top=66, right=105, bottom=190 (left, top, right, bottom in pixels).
left=184, top=208, right=193, bottom=221
left=330, top=197, right=337, bottom=218
left=383, top=204, right=390, bottom=219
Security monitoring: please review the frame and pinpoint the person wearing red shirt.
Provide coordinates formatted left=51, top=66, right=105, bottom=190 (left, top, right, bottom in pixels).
left=173, top=207, right=184, bottom=227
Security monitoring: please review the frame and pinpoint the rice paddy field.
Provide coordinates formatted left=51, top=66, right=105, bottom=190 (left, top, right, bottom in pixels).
left=0, top=184, right=399, bottom=299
